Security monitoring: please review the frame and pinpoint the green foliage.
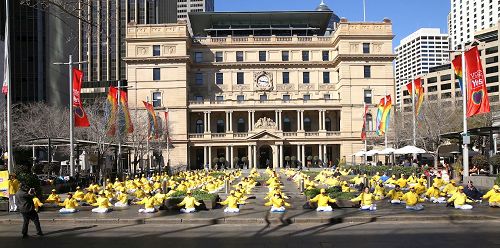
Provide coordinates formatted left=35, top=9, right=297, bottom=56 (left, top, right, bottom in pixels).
left=209, top=171, right=226, bottom=178
left=307, top=156, right=313, bottom=161
left=285, top=156, right=290, bottom=161
left=169, top=190, right=218, bottom=201
left=472, top=155, right=489, bottom=170
left=304, top=187, right=355, bottom=200
left=302, top=171, right=319, bottom=178
left=343, top=165, right=420, bottom=176
left=16, top=172, right=42, bottom=197
left=495, top=175, right=500, bottom=185
left=330, top=192, right=357, bottom=200
left=489, top=155, right=500, bottom=174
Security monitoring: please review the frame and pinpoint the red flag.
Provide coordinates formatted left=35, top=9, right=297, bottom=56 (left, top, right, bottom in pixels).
left=106, top=87, right=118, bottom=136
left=118, top=89, right=134, bottom=134
left=143, top=101, right=158, bottom=139
left=465, top=46, right=490, bottom=117
left=361, top=103, right=369, bottom=141
left=72, top=68, right=90, bottom=127
left=405, top=78, right=424, bottom=116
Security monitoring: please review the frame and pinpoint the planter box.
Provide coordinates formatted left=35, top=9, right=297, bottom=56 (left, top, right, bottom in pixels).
left=0, top=201, right=8, bottom=211
left=334, top=199, right=355, bottom=208
left=201, top=199, right=218, bottom=210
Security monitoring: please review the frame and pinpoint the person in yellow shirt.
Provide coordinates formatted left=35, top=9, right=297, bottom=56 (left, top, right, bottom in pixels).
left=482, top=185, right=500, bottom=207
left=45, top=189, right=61, bottom=205
left=386, top=185, right=404, bottom=204
left=82, top=190, right=98, bottom=206
left=136, top=193, right=158, bottom=213
left=414, top=181, right=427, bottom=196
left=59, top=193, right=79, bottom=213
left=177, top=191, right=201, bottom=213
left=396, top=174, right=408, bottom=189
left=8, top=174, right=20, bottom=211
left=91, top=192, right=113, bottom=213
left=402, top=186, right=425, bottom=211
left=351, top=187, right=376, bottom=211
left=425, top=183, right=446, bottom=203
left=384, top=175, right=397, bottom=188
left=447, top=186, right=474, bottom=210
left=73, top=186, right=85, bottom=201
left=265, top=193, right=291, bottom=213
left=33, top=196, right=44, bottom=212
left=218, top=191, right=240, bottom=213
left=114, top=190, right=129, bottom=207
left=309, top=188, right=336, bottom=212
left=373, top=182, right=386, bottom=200
left=433, top=175, right=445, bottom=189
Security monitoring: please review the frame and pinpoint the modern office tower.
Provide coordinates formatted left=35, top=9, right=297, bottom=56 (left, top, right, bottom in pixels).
left=176, top=0, right=214, bottom=20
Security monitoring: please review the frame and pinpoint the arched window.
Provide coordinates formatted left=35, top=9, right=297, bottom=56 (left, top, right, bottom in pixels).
left=195, top=119, right=204, bottom=133
left=366, top=114, right=373, bottom=131
left=283, top=117, right=291, bottom=132
left=325, top=117, right=332, bottom=131
left=237, top=118, right=245, bottom=132
left=304, top=117, right=312, bottom=131
left=216, top=119, right=225, bottom=133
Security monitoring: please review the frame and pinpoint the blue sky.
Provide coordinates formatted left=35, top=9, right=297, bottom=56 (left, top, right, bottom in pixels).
left=215, top=0, right=450, bottom=46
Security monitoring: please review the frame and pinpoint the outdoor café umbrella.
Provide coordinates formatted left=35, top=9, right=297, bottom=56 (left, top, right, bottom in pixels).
left=394, top=146, right=427, bottom=155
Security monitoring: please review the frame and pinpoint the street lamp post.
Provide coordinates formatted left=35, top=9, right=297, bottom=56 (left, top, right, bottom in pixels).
left=115, top=81, right=133, bottom=177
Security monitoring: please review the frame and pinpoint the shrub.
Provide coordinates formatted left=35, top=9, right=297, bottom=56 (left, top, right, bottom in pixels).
left=495, top=175, right=500, bottom=185
left=471, top=155, right=489, bottom=170
left=489, top=155, right=500, bottom=174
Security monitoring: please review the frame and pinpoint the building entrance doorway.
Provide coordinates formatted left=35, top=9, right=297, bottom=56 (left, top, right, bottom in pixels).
left=258, top=145, right=272, bottom=168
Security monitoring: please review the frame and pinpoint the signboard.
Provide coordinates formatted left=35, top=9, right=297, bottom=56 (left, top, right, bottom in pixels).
left=0, top=170, right=8, bottom=197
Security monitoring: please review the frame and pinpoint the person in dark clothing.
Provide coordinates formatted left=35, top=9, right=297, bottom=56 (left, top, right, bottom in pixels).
left=15, top=184, right=43, bottom=238
left=463, top=181, right=483, bottom=200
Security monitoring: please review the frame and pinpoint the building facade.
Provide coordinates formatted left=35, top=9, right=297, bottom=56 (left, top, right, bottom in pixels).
left=400, top=23, right=500, bottom=111
left=449, top=0, right=500, bottom=50
left=177, top=0, right=214, bottom=20
left=394, top=28, right=449, bottom=106
left=124, top=10, right=395, bottom=169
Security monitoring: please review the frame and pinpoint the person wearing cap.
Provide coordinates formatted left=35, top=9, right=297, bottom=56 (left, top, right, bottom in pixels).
left=82, top=190, right=98, bottom=206
left=309, top=188, right=336, bottom=212
left=425, top=183, right=447, bottom=203
left=482, top=185, right=500, bottom=207
left=265, top=192, right=291, bottom=213
left=386, top=185, right=404, bottom=204
left=396, top=174, right=408, bottom=189
left=442, top=180, right=458, bottom=197
left=136, top=192, right=157, bottom=213
left=73, top=186, right=85, bottom=201
left=414, top=180, right=427, bottom=196
left=447, top=186, right=474, bottom=210
left=219, top=191, right=240, bottom=213
left=402, top=186, right=425, bottom=211
left=384, top=175, right=397, bottom=188
left=8, top=174, right=20, bottom=212
left=58, top=193, right=78, bottom=214
left=351, top=187, right=377, bottom=211
left=433, top=174, right=445, bottom=189
left=177, top=190, right=201, bottom=213
left=373, top=182, right=386, bottom=200
left=45, top=189, right=61, bottom=205
left=91, top=191, right=113, bottom=213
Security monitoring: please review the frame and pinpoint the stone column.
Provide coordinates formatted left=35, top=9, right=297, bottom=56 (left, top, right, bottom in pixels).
left=253, top=145, right=257, bottom=169
left=322, top=111, right=326, bottom=130
left=207, top=111, right=212, bottom=133
left=208, top=146, right=212, bottom=170
left=296, top=145, right=300, bottom=164
left=296, top=110, right=301, bottom=131
left=318, top=110, right=323, bottom=131
left=323, top=145, right=328, bottom=165
left=251, top=111, right=255, bottom=131
left=225, top=146, right=229, bottom=169
left=229, top=111, right=233, bottom=132
left=278, top=110, right=282, bottom=131
left=230, top=146, right=234, bottom=169
left=279, top=145, right=284, bottom=168
left=247, top=145, right=252, bottom=169
left=204, top=112, right=208, bottom=133
left=300, top=110, right=304, bottom=131
left=319, top=144, right=323, bottom=164
left=272, top=145, right=278, bottom=169
left=248, top=111, right=252, bottom=132
left=203, top=146, right=207, bottom=167
left=301, top=145, right=306, bottom=167
left=275, top=111, right=279, bottom=127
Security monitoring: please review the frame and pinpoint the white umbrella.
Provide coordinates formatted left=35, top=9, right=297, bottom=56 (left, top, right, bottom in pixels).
left=379, top=148, right=396, bottom=155
left=394, top=145, right=427, bottom=155
left=353, top=150, right=366, bottom=157
left=365, top=150, right=380, bottom=156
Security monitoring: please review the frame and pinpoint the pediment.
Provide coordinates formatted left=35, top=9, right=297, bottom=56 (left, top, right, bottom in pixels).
left=247, top=130, right=282, bottom=140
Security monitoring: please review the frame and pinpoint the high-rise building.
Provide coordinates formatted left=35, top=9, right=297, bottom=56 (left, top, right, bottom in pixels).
left=177, top=0, right=214, bottom=20
left=394, top=28, right=449, bottom=106
left=449, top=0, right=500, bottom=50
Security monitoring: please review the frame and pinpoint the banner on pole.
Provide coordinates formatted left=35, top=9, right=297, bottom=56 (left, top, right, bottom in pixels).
left=72, top=68, right=90, bottom=127
left=106, top=87, right=118, bottom=136
left=376, top=95, right=392, bottom=135
left=405, top=78, right=424, bottom=116
left=118, top=89, right=134, bottom=135
left=0, top=170, right=8, bottom=197
left=465, top=46, right=491, bottom=117
left=143, top=101, right=159, bottom=139
left=452, top=55, right=463, bottom=94
left=361, top=103, right=369, bottom=141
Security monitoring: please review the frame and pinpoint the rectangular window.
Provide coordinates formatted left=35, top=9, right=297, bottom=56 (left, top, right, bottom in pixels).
left=486, top=66, right=498, bottom=74
left=324, top=94, right=331, bottom=100
left=441, top=83, right=452, bottom=90
left=237, top=95, right=245, bottom=103
left=302, top=51, right=309, bottom=61
left=259, top=51, right=267, bottom=62
left=486, top=56, right=498, bottom=64
left=440, top=74, right=452, bottom=81
left=282, top=72, right=290, bottom=84
left=323, top=72, right=330, bottom=84
left=236, top=51, right=244, bottom=62
left=282, top=51, right=289, bottom=61
left=364, top=66, right=371, bottom=78
left=322, top=51, right=329, bottom=61
left=153, top=45, right=160, bottom=56
left=260, top=94, right=268, bottom=103
left=303, top=94, right=311, bottom=102
left=215, top=51, right=223, bottom=62
left=215, top=95, right=224, bottom=102
left=364, top=89, right=372, bottom=104
left=152, top=92, right=162, bottom=107
left=195, top=73, right=203, bottom=85
left=194, top=52, right=203, bottom=62
left=303, top=72, right=310, bottom=84
left=195, top=95, right=204, bottom=102
left=283, top=94, right=290, bottom=102
left=215, top=73, right=223, bottom=85
left=237, top=72, right=244, bottom=84
left=153, top=68, right=161, bottom=81
left=428, top=86, right=438, bottom=92
left=428, top=77, right=438, bottom=84
left=363, top=43, right=370, bottom=53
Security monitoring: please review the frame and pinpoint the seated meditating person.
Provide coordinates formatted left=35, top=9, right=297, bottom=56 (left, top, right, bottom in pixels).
left=373, top=182, right=386, bottom=200
left=59, top=193, right=79, bottom=214
left=402, top=186, right=425, bottom=211
left=45, top=189, right=61, bottom=205
left=386, top=185, right=404, bottom=204
left=442, top=180, right=458, bottom=197
left=136, top=192, right=158, bottom=213
left=92, top=191, right=113, bottom=213
left=447, top=186, right=474, bottom=210
left=177, top=190, right=201, bottom=213
left=114, top=190, right=129, bottom=207
left=218, top=191, right=240, bottom=213
left=351, top=187, right=377, bottom=211
left=82, top=190, right=98, bottom=206
left=73, top=187, right=85, bottom=201
left=482, top=185, right=500, bottom=207
left=425, top=183, right=447, bottom=203
left=309, top=188, right=336, bottom=212
left=384, top=175, right=398, bottom=188
left=265, top=192, right=291, bottom=213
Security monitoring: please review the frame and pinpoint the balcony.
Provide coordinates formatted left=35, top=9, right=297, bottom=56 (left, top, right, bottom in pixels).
left=192, top=35, right=334, bottom=46
left=305, top=132, right=320, bottom=137
left=326, top=131, right=341, bottom=136
left=188, top=98, right=340, bottom=108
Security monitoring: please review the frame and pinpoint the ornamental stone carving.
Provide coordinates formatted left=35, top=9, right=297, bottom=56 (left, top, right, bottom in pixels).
left=254, top=117, right=277, bottom=130
left=276, top=84, right=294, bottom=91
left=137, top=46, right=149, bottom=56
left=350, top=43, right=359, bottom=53
left=163, top=45, right=176, bottom=55
left=253, top=71, right=273, bottom=91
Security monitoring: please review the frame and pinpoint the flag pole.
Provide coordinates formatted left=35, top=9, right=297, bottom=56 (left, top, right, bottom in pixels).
left=363, top=0, right=366, bottom=22
left=384, top=88, right=388, bottom=149
left=4, top=0, right=13, bottom=173
left=146, top=96, right=151, bottom=175
left=462, top=45, right=469, bottom=178
left=412, top=79, right=416, bottom=146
